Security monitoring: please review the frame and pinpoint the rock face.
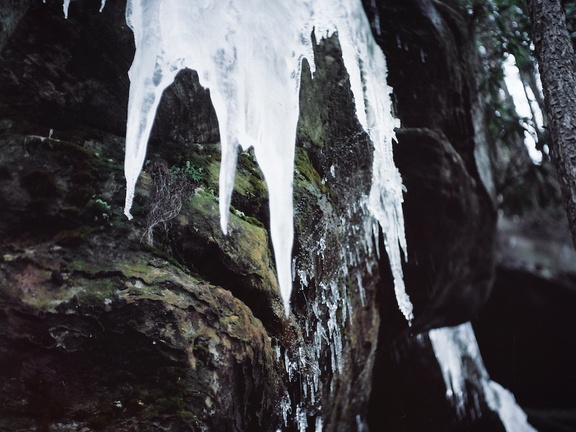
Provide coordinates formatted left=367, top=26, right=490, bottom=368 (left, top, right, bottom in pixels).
left=0, top=0, right=524, bottom=431
left=0, top=125, right=284, bottom=431
left=364, top=1, right=502, bottom=430
left=372, top=0, right=497, bottom=332
left=475, top=216, right=576, bottom=431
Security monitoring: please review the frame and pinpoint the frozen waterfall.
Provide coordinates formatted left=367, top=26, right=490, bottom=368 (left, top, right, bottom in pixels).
left=122, top=0, right=412, bottom=320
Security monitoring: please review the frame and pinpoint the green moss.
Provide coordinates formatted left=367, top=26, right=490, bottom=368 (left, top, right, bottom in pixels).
left=74, top=278, right=121, bottom=307
left=84, top=198, right=112, bottom=222
left=294, top=147, right=330, bottom=195
left=297, top=111, right=326, bottom=146
left=202, top=159, right=220, bottom=190
left=228, top=205, right=264, bottom=228
left=176, top=410, right=197, bottom=420
left=192, top=187, right=219, bottom=208
left=242, top=215, right=264, bottom=228
left=234, top=151, right=267, bottom=199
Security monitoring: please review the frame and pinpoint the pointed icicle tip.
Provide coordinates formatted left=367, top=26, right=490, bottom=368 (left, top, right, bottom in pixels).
left=124, top=184, right=135, bottom=220
left=62, top=0, right=70, bottom=19
left=219, top=214, right=229, bottom=236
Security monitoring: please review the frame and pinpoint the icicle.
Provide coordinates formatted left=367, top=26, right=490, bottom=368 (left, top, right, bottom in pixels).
left=295, top=404, right=308, bottom=432
left=309, top=0, right=412, bottom=322
left=122, top=0, right=411, bottom=320
left=57, top=0, right=106, bottom=18
left=63, top=0, right=70, bottom=19
left=315, top=416, right=323, bottom=432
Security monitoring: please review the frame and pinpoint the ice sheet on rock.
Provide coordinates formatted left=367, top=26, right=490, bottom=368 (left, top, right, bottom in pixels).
left=429, top=322, right=482, bottom=416
left=485, top=381, right=537, bottom=432
left=429, top=322, right=536, bottom=431
left=122, top=0, right=411, bottom=319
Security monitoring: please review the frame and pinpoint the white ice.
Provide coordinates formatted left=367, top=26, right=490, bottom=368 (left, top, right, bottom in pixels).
left=429, top=322, right=536, bottom=431
left=485, top=381, right=537, bottom=432
left=503, top=54, right=544, bottom=164
left=122, top=0, right=412, bottom=318
left=63, top=0, right=70, bottom=19
left=60, top=0, right=107, bottom=19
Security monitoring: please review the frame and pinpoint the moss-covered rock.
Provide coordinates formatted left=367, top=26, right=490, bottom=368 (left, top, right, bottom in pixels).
left=0, top=225, right=284, bottom=432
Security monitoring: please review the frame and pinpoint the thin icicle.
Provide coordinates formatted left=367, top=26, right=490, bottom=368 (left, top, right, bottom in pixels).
left=57, top=0, right=106, bottom=18
left=63, top=0, right=70, bottom=19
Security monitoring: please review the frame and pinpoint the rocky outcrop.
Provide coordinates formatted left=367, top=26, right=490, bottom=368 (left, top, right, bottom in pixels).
left=0, top=124, right=285, bottom=431
left=0, top=0, right=532, bottom=431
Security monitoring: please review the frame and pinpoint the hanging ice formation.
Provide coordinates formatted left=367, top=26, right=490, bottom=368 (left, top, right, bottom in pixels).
left=52, top=0, right=107, bottom=19
left=429, top=323, right=537, bottom=431
left=122, top=0, right=413, bottom=321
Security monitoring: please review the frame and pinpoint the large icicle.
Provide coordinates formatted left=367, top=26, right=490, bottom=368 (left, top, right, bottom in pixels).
left=124, top=0, right=313, bottom=315
left=123, top=0, right=412, bottom=319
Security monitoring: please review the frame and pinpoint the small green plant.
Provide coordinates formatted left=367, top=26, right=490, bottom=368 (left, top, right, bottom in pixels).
left=171, top=161, right=203, bottom=183
left=94, top=198, right=112, bottom=220
left=232, top=208, right=245, bottom=218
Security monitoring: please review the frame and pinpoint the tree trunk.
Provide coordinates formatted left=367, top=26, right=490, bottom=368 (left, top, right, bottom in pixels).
left=528, top=0, right=576, bottom=248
